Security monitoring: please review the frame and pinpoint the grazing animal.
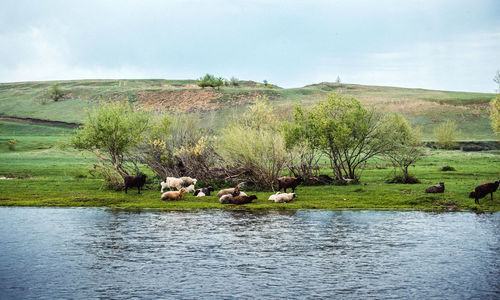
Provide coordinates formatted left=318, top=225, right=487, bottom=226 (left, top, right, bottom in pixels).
left=469, top=181, right=500, bottom=204
left=268, top=192, right=281, bottom=201
left=180, top=177, right=197, bottom=187
left=194, top=187, right=215, bottom=197
left=161, top=188, right=187, bottom=201
left=124, top=174, right=147, bottom=194
left=220, top=195, right=258, bottom=205
left=161, top=176, right=197, bottom=192
left=274, top=193, right=297, bottom=203
left=425, top=182, right=445, bottom=193
left=277, top=176, right=303, bottom=193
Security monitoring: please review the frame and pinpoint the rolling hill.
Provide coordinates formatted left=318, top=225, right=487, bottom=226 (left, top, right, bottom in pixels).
left=0, top=79, right=496, bottom=140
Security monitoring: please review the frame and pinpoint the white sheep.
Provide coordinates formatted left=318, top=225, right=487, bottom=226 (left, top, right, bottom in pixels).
left=274, top=193, right=297, bottom=203
left=268, top=192, right=281, bottom=201
left=180, top=177, right=197, bottom=187
left=184, top=184, right=195, bottom=193
left=160, top=177, right=183, bottom=192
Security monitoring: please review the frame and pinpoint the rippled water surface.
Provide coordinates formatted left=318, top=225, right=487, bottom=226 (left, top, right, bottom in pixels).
left=0, top=208, right=499, bottom=299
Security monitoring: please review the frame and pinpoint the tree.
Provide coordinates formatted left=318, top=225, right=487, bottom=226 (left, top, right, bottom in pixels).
left=282, top=105, right=321, bottom=181
left=335, top=76, right=341, bottom=84
left=296, top=92, right=392, bottom=183
left=382, top=113, right=424, bottom=183
left=137, top=113, right=219, bottom=180
left=71, top=102, right=149, bottom=188
left=48, top=84, right=64, bottom=101
left=433, top=120, right=460, bottom=150
left=218, top=98, right=289, bottom=189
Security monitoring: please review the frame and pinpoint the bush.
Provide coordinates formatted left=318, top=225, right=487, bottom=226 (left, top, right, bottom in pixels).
left=7, top=139, right=17, bottom=151
left=48, top=84, right=64, bottom=101
left=434, top=120, right=460, bottom=149
left=440, top=165, right=456, bottom=171
left=196, top=74, right=224, bottom=89
left=386, top=174, right=420, bottom=184
left=217, top=99, right=290, bottom=189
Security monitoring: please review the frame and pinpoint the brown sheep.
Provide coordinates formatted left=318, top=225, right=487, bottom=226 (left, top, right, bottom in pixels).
left=217, top=183, right=242, bottom=197
left=277, top=176, right=303, bottom=193
left=220, top=195, right=257, bottom=205
left=425, top=182, right=445, bottom=193
left=469, top=181, right=500, bottom=204
left=161, top=188, right=187, bottom=201
left=124, top=174, right=147, bottom=194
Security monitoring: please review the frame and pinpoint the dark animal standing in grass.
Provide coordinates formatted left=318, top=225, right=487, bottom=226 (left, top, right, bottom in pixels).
left=124, top=174, right=147, bottom=194
left=277, top=176, right=303, bottom=193
left=469, top=181, right=500, bottom=204
left=425, top=182, right=445, bottom=193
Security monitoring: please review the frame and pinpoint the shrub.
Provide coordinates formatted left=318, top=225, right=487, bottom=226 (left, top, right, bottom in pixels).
left=48, top=84, right=64, bottom=101
left=7, top=139, right=17, bottom=151
left=230, top=76, right=239, bottom=86
left=218, top=99, right=290, bottom=189
left=440, top=165, right=456, bottom=171
left=386, top=174, right=420, bottom=184
left=434, top=120, right=460, bottom=149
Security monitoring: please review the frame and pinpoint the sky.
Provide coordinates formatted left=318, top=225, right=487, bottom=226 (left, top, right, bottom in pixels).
left=1, top=0, right=499, bottom=92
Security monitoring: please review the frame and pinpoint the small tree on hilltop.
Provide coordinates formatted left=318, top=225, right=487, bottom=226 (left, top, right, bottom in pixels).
left=434, top=120, right=460, bottom=150
left=382, top=113, right=424, bottom=183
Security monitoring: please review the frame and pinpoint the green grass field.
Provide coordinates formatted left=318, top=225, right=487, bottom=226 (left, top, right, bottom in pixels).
left=1, top=120, right=499, bottom=212
left=0, top=79, right=496, bottom=140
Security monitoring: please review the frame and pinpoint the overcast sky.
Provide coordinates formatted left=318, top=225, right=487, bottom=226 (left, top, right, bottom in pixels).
left=1, top=0, right=499, bottom=92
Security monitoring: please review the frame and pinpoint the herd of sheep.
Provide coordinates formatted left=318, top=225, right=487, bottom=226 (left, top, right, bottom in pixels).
left=123, top=173, right=499, bottom=205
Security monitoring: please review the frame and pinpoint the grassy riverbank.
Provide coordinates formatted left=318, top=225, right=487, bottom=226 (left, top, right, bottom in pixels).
left=1, top=120, right=499, bottom=212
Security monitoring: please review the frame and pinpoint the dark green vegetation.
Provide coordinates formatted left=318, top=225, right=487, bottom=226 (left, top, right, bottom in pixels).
left=1, top=119, right=499, bottom=212
left=0, top=79, right=496, bottom=140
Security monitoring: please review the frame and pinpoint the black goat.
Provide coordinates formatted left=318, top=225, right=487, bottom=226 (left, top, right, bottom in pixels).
left=124, top=174, right=147, bottom=194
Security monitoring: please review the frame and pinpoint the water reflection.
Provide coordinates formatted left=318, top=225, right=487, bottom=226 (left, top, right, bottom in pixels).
left=0, top=208, right=498, bottom=299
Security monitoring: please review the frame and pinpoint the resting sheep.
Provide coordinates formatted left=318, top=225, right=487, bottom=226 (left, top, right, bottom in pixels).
left=268, top=192, right=281, bottom=201
left=274, top=193, right=297, bottom=203
left=194, top=187, right=215, bottom=197
left=425, top=182, right=445, bottom=193
left=277, top=176, right=303, bottom=193
left=469, top=181, right=500, bottom=204
left=124, top=174, right=147, bottom=194
left=217, top=183, right=244, bottom=197
left=220, top=194, right=257, bottom=205
left=184, top=184, right=195, bottom=193
left=161, top=188, right=187, bottom=201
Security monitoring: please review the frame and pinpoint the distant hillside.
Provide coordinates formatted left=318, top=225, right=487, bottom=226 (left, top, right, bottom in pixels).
left=0, top=79, right=496, bottom=140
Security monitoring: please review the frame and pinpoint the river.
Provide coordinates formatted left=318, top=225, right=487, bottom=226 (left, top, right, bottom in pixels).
left=0, top=208, right=498, bottom=299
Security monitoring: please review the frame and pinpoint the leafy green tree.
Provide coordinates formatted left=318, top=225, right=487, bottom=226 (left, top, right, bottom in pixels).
left=48, top=84, right=64, bottom=101
left=433, top=120, right=460, bottom=150
left=71, top=102, right=149, bottom=188
left=382, top=113, right=424, bottom=183
left=296, top=92, right=392, bottom=183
